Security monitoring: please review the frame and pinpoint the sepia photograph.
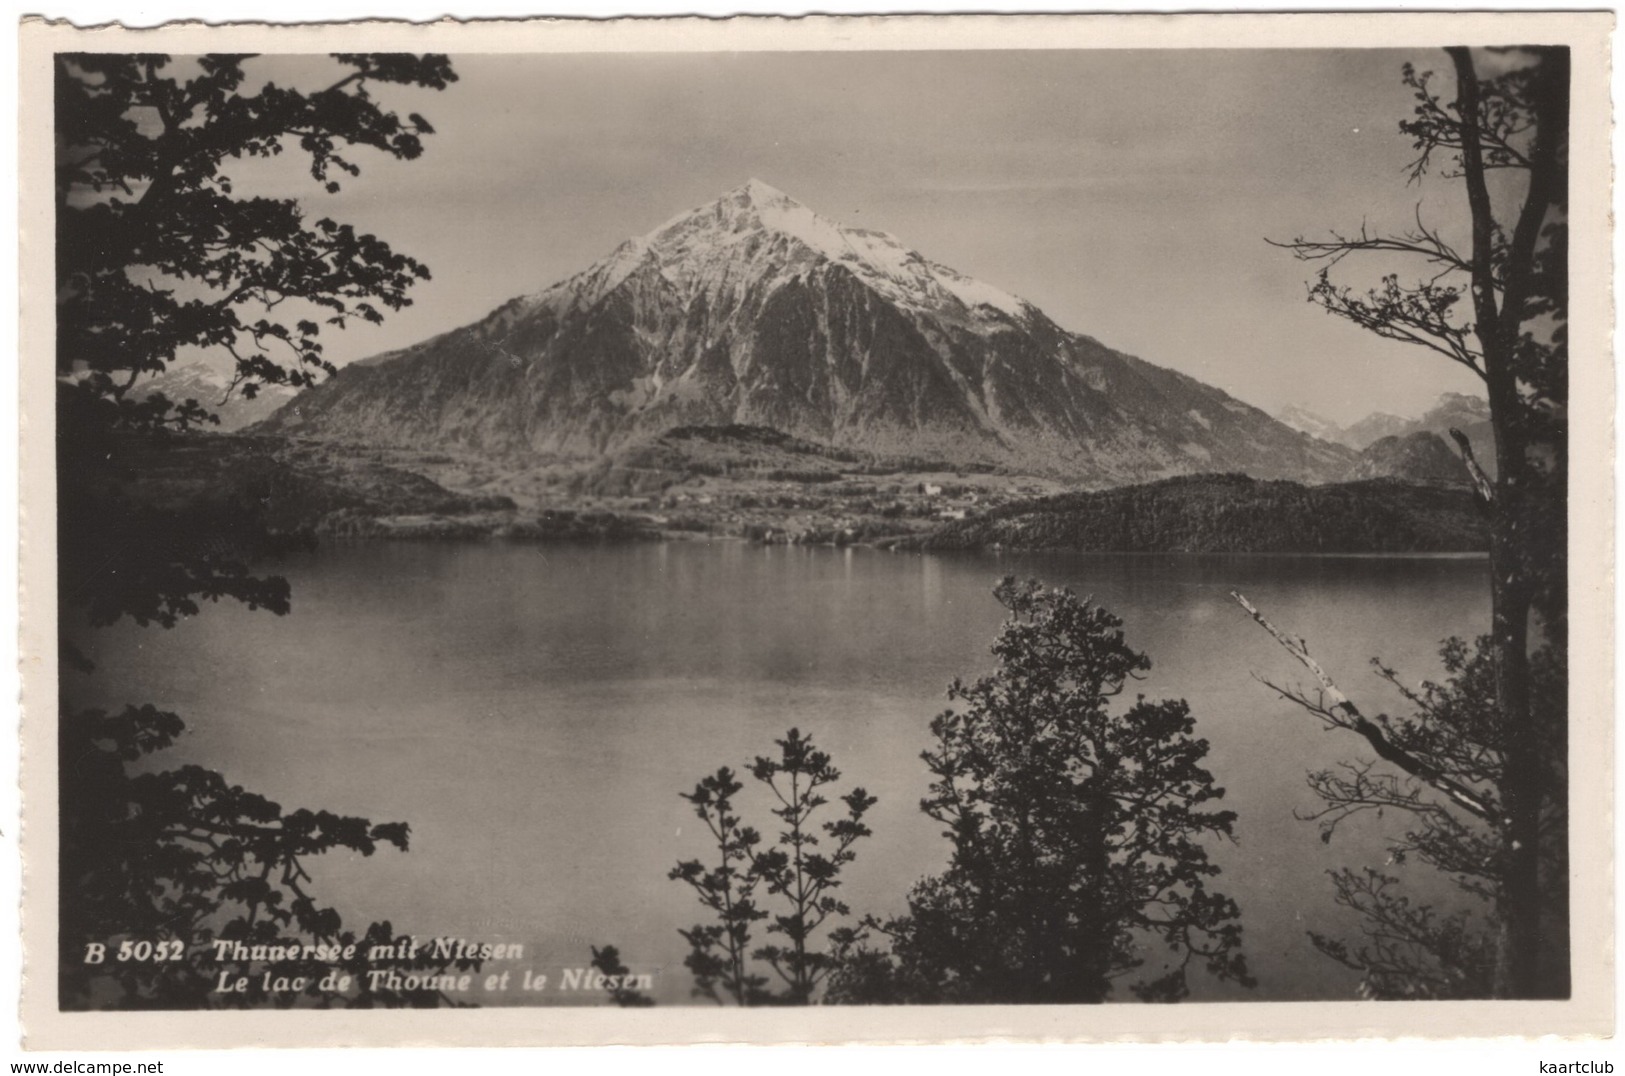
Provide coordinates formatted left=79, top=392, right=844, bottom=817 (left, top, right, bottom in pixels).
left=16, top=10, right=1613, bottom=1050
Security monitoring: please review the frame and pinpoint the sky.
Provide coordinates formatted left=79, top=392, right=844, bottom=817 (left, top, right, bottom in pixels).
left=228, top=48, right=1498, bottom=426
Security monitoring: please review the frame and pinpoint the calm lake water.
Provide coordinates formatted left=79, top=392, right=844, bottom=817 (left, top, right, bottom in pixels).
left=71, top=540, right=1491, bottom=1004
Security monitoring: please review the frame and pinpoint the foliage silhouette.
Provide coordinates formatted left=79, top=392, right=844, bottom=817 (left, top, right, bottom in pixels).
left=56, top=52, right=461, bottom=1008
left=588, top=945, right=656, bottom=1008
left=827, top=578, right=1253, bottom=1004
left=669, top=729, right=876, bottom=1005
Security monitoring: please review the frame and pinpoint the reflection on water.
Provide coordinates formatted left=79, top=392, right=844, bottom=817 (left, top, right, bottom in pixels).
left=69, top=541, right=1489, bottom=1004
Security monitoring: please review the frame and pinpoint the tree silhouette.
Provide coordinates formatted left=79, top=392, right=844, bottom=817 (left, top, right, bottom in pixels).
left=587, top=946, right=655, bottom=1008
left=57, top=53, right=453, bottom=413
left=829, top=579, right=1253, bottom=1004
left=1234, top=593, right=1567, bottom=998
left=1265, top=46, right=1567, bottom=999
left=668, top=729, right=876, bottom=1005
left=56, top=52, right=462, bottom=1008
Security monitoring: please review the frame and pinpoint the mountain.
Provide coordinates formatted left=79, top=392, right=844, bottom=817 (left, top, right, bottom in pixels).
left=1334, top=392, right=1495, bottom=475
left=259, top=180, right=1351, bottom=484
left=1271, top=397, right=1483, bottom=484
left=1340, top=411, right=1413, bottom=450
left=132, top=359, right=297, bottom=432
left=1348, top=431, right=1472, bottom=485
left=1414, top=392, right=1494, bottom=453
left=1419, top=391, right=1492, bottom=428
left=1404, top=393, right=1495, bottom=478
left=1276, top=404, right=1345, bottom=444
left=1276, top=391, right=1494, bottom=464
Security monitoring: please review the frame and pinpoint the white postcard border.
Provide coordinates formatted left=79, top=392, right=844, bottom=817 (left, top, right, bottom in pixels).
left=17, top=11, right=1615, bottom=1049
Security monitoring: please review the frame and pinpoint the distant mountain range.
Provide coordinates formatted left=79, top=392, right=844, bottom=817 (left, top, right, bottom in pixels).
left=1349, top=431, right=1472, bottom=485
left=1274, top=404, right=1347, bottom=445
left=131, top=359, right=298, bottom=433
left=257, top=180, right=1351, bottom=485
left=1277, top=393, right=1494, bottom=483
left=1278, top=392, right=1494, bottom=452
left=1342, top=411, right=1419, bottom=450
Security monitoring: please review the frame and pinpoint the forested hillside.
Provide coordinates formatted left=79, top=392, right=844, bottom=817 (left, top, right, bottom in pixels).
left=918, top=474, right=1487, bottom=554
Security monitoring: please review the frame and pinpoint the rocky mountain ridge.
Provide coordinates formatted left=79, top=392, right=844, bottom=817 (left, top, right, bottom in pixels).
left=1277, top=392, right=1493, bottom=451
left=260, top=180, right=1352, bottom=484
left=1349, top=430, right=1472, bottom=485
left=130, top=358, right=298, bottom=432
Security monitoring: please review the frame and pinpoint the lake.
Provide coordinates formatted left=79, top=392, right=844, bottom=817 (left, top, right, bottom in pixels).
left=69, top=539, right=1491, bottom=1004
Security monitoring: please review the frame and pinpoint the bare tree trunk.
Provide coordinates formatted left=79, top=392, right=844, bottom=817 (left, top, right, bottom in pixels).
left=1070, top=790, right=1113, bottom=1003
left=1269, top=45, right=1568, bottom=1002
left=1449, top=45, right=1567, bottom=999
left=1490, top=531, right=1541, bottom=997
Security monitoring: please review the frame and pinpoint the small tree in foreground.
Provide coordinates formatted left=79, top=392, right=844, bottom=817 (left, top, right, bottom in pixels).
left=588, top=946, right=655, bottom=1008
left=669, top=729, right=876, bottom=1005
left=829, top=578, right=1253, bottom=1004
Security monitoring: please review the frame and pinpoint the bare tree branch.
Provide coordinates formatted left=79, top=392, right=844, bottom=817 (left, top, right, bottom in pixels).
left=1230, top=591, right=1495, bottom=821
left=1448, top=427, right=1497, bottom=508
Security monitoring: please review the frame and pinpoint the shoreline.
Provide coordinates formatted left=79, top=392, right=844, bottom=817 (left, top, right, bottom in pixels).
left=308, top=523, right=1492, bottom=560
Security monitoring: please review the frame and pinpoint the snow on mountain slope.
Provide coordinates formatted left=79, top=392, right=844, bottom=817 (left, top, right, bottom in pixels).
left=131, top=358, right=298, bottom=432
left=1276, top=404, right=1345, bottom=445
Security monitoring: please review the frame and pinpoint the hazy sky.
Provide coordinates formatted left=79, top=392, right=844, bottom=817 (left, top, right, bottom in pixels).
left=233, top=49, right=1495, bottom=425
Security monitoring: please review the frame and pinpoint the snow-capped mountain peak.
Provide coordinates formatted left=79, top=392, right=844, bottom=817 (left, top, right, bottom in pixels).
left=1276, top=403, right=1344, bottom=443
left=128, top=356, right=298, bottom=432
